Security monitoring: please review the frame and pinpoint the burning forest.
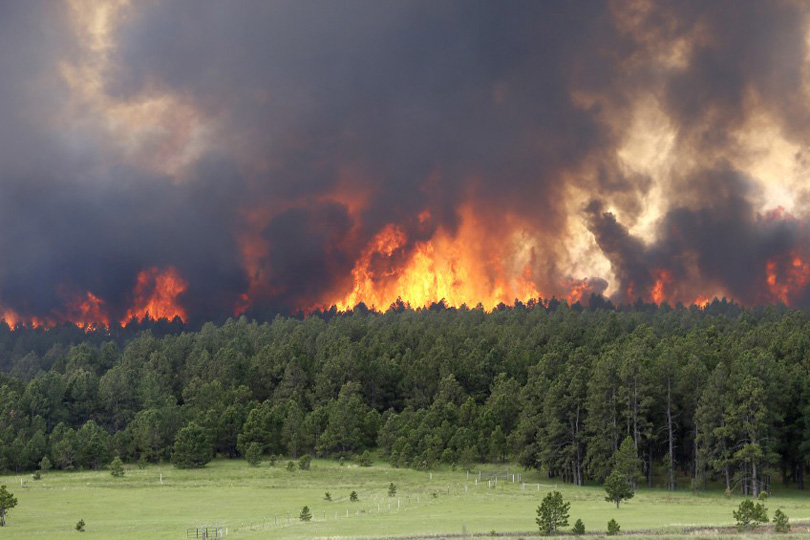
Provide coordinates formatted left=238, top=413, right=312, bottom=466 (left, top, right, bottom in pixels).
left=2, top=1, right=810, bottom=327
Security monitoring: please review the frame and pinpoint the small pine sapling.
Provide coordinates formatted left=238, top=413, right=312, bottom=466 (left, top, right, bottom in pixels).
left=733, top=499, right=768, bottom=531
left=109, top=456, right=125, bottom=477
left=572, top=519, right=585, bottom=535
left=298, top=454, right=312, bottom=471
left=299, top=506, right=312, bottom=522
left=606, top=519, right=620, bottom=535
left=773, top=508, right=790, bottom=533
left=536, top=490, right=570, bottom=535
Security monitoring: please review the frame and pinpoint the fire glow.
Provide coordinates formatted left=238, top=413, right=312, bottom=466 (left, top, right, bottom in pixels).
left=0, top=267, right=188, bottom=329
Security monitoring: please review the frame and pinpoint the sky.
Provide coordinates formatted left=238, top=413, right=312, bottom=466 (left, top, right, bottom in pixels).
left=1, top=0, right=810, bottom=325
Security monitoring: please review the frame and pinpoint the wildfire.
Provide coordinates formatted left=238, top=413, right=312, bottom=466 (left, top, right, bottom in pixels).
left=563, top=278, right=593, bottom=305
left=766, top=254, right=810, bottom=305
left=121, top=267, right=187, bottom=324
left=323, top=207, right=544, bottom=312
left=692, top=295, right=711, bottom=309
left=66, top=291, right=109, bottom=329
left=650, top=269, right=672, bottom=305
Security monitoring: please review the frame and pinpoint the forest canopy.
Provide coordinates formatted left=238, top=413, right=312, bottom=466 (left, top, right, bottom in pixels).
left=0, top=300, right=807, bottom=496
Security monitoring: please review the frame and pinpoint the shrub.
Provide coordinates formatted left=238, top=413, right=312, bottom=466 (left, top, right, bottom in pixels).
left=323, top=492, right=332, bottom=501
left=572, top=519, right=585, bottom=535
left=109, top=456, right=124, bottom=477
left=536, top=490, right=570, bottom=535
left=606, top=519, right=620, bottom=535
left=358, top=450, right=372, bottom=467
left=32, top=471, right=41, bottom=480
left=773, top=508, right=790, bottom=533
left=245, top=442, right=262, bottom=467
left=388, top=483, right=397, bottom=497
left=39, top=456, right=52, bottom=472
left=75, top=519, right=85, bottom=532
left=137, top=455, right=148, bottom=469
left=733, top=499, right=768, bottom=531
left=286, top=460, right=296, bottom=472
left=298, top=454, right=312, bottom=471
left=299, top=506, right=312, bottom=522
left=268, top=454, right=278, bottom=467
left=350, top=490, right=358, bottom=502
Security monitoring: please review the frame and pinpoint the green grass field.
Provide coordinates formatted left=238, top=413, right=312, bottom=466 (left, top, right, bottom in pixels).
left=3, top=459, right=810, bottom=539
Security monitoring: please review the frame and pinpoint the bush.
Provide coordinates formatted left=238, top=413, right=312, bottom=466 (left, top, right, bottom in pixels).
left=109, top=456, right=124, bottom=477
left=32, top=471, right=41, bottom=480
left=323, top=492, right=332, bottom=501
left=245, top=443, right=262, bottom=467
left=388, top=483, right=397, bottom=497
left=350, top=490, right=358, bottom=502
left=536, top=490, right=570, bottom=535
left=572, top=519, right=585, bottom=535
left=137, top=455, right=148, bottom=469
left=298, top=454, right=312, bottom=471
left=299, top=505, right=312, bottom=522
left=268, top=454, right=278, bottom=467
left=39, top=456, right=52, bottom=472
left=286, top=460, right=296, bottom=472
left=733, top=499, right=768, bottom=531
left=773, top=508, right=790, bottom=533
left=358, top=450, right=372, bottom=467
left=606, top=519, right=620, bottom=535
left=75, top=519, right=85, bottom=532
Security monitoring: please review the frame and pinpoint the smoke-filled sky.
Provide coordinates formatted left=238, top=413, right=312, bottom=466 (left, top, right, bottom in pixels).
left=2, top=0, right=810, bottom=325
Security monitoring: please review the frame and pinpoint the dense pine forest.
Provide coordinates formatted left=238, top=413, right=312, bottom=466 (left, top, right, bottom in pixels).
left=1, top=300, right=809, bottom=498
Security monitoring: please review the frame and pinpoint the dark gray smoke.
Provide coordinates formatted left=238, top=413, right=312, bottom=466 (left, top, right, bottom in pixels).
left=1, top=0, right=809, bottom=322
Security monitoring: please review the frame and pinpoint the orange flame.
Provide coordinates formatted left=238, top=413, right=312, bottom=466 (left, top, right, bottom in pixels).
left=766, top=254, right=810, bottom=305
left=692, top=295, right=711, bottom=309
left=563, top=278, right=592, bottom=305
left=66, top=291, right=109, bottom=329
left=650, top=268, right=672, bottom=305
left=121, top=266, right=187, bottom=323
left=321, top=206, right=543, bottom=312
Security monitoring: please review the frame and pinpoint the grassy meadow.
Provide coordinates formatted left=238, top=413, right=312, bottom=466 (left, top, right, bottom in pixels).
left=3, top=458, right=810, bottom=539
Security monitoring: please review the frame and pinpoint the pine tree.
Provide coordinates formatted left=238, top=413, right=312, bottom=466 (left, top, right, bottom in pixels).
left=299, top=506, right=312, bottom=521
left=535, top=491, right=570, bottom=535
left=109, top=455, right=125, bottom=477
left=773, top=508, right=790, bottom=533
left=0, top=485, right=17, bottom=527
left=604, top=470, right=634, bottom=508
left=171, top=422, right=212, bottom=469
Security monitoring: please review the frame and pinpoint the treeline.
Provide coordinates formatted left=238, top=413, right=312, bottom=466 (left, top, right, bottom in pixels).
left=0, top=300, right=808, bottom=496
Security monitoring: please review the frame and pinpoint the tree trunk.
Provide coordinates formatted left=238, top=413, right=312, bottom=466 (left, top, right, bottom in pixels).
left=752, top=458, right=759, bottom=498
left=667, top=379, right=675, bottom=491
